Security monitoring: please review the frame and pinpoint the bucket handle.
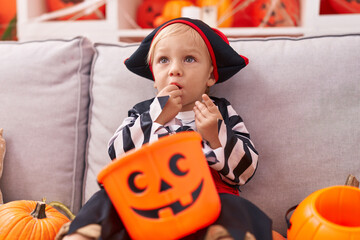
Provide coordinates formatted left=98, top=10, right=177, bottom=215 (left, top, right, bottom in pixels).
left=285, top=205, right=298, bottom=230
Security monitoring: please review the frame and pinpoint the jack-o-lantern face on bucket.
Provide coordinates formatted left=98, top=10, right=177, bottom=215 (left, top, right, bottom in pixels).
left=128, top=153, right=204, bottom=219
left=98, top=132, right=220, bottom=240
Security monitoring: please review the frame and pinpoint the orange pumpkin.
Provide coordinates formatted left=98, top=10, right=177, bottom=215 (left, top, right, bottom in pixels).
left=98, top=132, right=221, bottom=240
left=287, top=186, right=360, bottom=240
left=0, top=0, right=16, bottom=37
left=136, top=0, right=167, bottom=28
left=250, top=0, right=300, bottom=27
left=0, top=200, right=70, bottom=239
left=154, top=0, right=194, bottom=27
left=45, top=0, right=106, bottom=20
left=196, top=0, right=234, bottom=27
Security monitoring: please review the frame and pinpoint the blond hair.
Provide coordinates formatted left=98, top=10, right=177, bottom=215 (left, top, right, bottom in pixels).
left=147, top=23, right=211, bottom=66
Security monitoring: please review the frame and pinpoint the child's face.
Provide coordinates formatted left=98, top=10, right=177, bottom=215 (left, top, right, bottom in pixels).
left=152, top=31, right=216, bottom=111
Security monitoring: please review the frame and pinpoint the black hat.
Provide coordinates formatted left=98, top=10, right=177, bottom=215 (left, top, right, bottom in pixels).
left=125, top=17, right=248, bottom=84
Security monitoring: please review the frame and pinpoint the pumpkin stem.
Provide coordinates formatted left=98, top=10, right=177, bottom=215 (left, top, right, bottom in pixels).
left=31, top=201, right=47, bottom=219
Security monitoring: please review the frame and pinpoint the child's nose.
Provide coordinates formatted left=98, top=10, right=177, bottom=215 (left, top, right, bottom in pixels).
left=169, top=61, right=183, bottom=77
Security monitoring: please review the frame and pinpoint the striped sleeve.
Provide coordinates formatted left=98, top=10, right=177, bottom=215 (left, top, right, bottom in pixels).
left=108, top=96, right=170, bottom=159
left=205, top=98, right=258, bottom=186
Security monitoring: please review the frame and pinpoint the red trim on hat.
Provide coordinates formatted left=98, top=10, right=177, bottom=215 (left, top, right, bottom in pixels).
left=240, top=55, right=249, bottom=65
left=150, top=19, right=220, bottom=82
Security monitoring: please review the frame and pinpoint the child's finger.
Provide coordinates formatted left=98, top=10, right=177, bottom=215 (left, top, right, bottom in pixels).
left=195, top=101, right=210, bottom=116
left=202, top=94, right=211, bottom=102
left=157, top=85, right=180, bottom=97
left=193, top=105, right=205, bottom=121
left=202, top=94, right=217, bottom=112
left=170, top=90, right=182, bottom=98
left=169, top=86, right=182, bottom=94
left=167, top=84, right=181, bottom=91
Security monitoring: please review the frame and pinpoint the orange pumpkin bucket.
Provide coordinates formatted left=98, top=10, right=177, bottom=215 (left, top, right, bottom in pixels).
left=97, top=131, right=221, bottom=240
left=287, top=185, right=360, bottom=240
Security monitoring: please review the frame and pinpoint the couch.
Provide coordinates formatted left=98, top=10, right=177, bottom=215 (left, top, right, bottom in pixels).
left=0, top=33, right=359, bottom=237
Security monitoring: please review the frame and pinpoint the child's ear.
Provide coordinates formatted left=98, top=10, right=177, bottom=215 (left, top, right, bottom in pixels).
left=207, top=67, right=216, bottom=87
left=207, top=77, right=216, bottom=87
left=153, top=80, right=157, bottom=89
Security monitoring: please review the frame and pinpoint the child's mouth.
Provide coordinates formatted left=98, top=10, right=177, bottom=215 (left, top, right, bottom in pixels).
left=171, top=82, right=182, bottom=89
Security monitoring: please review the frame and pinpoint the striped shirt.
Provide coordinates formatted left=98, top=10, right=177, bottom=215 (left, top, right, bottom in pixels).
left=108, top=96, right=258, bottom=187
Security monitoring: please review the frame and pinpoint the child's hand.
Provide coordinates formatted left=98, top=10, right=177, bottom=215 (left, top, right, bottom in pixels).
left=155, top=84, right=182, bottom=125
left=194, top=94, right=223, bottom=149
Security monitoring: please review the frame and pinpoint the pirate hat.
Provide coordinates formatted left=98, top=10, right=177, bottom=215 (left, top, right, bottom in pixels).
left=125, top=17, right=248, bottom=84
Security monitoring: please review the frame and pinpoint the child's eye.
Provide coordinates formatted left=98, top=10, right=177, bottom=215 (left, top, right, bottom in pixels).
left=159, top=57, right=169, bottom=64
left=184, top=56, right=196, bottom=63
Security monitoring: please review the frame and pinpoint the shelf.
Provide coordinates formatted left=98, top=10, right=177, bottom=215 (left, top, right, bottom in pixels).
left=16, top=0, right=360, bottom=43
left=116, top=0, right=309, bottom=41
left=117, top=27, right=306, bottom=39
left=17, top=0, right=120, bottom=42
left=301, top=0, right=360, bottom=35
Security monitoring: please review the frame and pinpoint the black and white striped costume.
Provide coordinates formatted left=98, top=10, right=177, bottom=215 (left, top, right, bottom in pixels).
left=65, top=96, right=269, bottom=240
left=108, top=96, right=258, bottom=188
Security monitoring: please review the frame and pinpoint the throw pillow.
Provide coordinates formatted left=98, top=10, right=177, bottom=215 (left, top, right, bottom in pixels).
left=0, top=38, right=94, bottom=213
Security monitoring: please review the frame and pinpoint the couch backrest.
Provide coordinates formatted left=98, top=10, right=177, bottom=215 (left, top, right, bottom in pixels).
left=85, top=34, right=360, bottom=235
left=0, top=34, right=359, bottom=236
left=0, top=38, right=95, bottom=213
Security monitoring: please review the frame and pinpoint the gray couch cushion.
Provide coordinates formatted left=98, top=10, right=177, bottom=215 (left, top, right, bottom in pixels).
left=213, top=34, right=360, bottom=235
left=0, top=37, right=94, bottom=213
left=85, top=34, right=360, bottom=235
left=84, top=43, right=154, bottom=202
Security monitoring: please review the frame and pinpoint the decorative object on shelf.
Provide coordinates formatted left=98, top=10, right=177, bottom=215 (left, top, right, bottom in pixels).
left=231, top=0, right=257, bottom=27
left=320, top=0, right=338, bottom=14
left=98, top=132, right=221, bottom=240
left=136, top=0, right=168, bottom=28
left=150, top=0, right=235, bottom=28
left=196, top=0, right=234, bottom=27
left=249, top=0, right=300, bottom=27
left=45, top=0, right=106, bottom=20
left=1, top=16, right=17, bottom=41
left=154, top=0, right=194, bottom=27
left=0, top=199, right=70, bottom=239
left=0, top=0, right=16, bottom=39
left=286, top=185, right=360, bottom=240
left=328, top=0, right=360, bottom=14
left=136, top=0, right=301, bottom=29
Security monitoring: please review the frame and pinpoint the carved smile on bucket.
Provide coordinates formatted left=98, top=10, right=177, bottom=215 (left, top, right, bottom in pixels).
left=132, top=180, right=203, bottom=219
